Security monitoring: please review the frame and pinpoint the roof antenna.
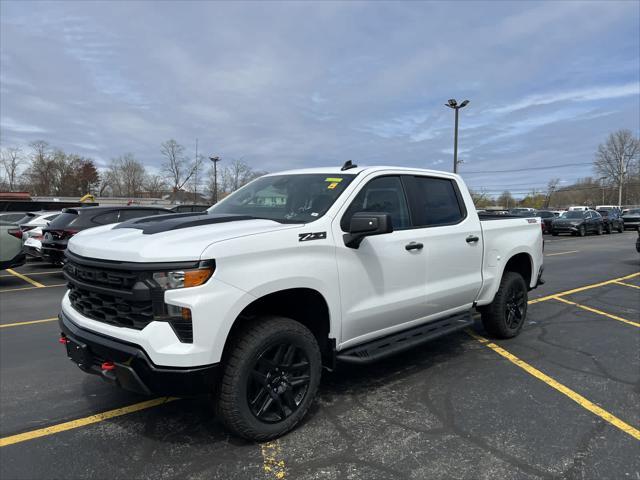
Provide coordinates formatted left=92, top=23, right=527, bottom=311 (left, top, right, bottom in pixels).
left=341, top=160, right=357, bottom=171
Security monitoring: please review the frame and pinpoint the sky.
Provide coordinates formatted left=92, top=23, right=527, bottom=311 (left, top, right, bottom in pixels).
left=1, top=0, right=639, bottom=196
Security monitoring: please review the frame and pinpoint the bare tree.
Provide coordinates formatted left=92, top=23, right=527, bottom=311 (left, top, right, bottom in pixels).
left=144, top=174, right=167, bottom=198
left=497, top=190, right=513, bottom=209
left=594, top=129, right=640, bottom=205
left=187, top=154, right=206, bottom=201
left=24, top=141, right=55, bottom=195
left=0, top=146, right=25, bottom=191
left=161, top=139, right=196, bottom=191
left=544, top=178, right=560, bottom=208
left=104, top=154, right=146, bottom=197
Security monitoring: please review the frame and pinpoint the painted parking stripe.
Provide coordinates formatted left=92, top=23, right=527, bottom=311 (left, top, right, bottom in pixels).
left=0, top=317, right=58, bottom=329
left=0, top=271, right=62, bottom=278
left=553, top=297, right=640, bottom=328
left=528, top=272, right=640, bottom=304
left=261, top=440, right=287, bottom=479
left=0, top=397, right=176, bottom=447
left=467, top=330, right=640, bottom=441
left=4, top=269, right=45, bottom=288
left=0, top=283, right=66, bottom=293
left=545, top=250, right=579, bottom=257
left=614, top=281, right=640, bottom=290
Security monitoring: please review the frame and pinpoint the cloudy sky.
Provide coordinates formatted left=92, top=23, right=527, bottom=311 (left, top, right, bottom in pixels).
left=1, top=0, right=639, bottom=195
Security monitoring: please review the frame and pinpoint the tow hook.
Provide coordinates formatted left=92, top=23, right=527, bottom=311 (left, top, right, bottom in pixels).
left=101, top=362, right=116, bottom=371
left=58, top=336, right=69, bottom=345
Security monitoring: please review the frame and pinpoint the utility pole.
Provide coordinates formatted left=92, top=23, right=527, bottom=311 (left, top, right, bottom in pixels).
left=599, top=176, right=607, bottom=205
left=445, top=99, right=469, bottom=174
left=193, top=138, right=198, bottom=203
left=618, top=153, right=629, bottom=207
left=209, top=155, right=221, bottom=204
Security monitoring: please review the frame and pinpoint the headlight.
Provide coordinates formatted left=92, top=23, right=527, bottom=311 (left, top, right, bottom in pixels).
left=152, top=262, right=215, bottom=290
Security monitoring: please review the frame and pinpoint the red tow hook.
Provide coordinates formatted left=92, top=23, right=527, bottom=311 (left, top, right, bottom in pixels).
left=101, top=362, right=116, bottom=371
left=59, top=336, right=69, bottom=345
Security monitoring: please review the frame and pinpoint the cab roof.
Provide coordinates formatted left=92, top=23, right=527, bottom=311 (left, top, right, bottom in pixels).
left=268, top=165, right=459, bottom=178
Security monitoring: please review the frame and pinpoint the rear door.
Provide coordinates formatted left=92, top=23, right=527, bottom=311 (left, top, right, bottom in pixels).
left=402, top=175, right=483, bottom=316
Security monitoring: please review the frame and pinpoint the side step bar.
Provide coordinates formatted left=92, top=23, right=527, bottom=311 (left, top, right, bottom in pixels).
left=336, top=311, right=474, bottom=365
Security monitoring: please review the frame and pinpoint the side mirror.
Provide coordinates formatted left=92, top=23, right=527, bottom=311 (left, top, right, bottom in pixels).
left=343, top=212, right=393, bottom=249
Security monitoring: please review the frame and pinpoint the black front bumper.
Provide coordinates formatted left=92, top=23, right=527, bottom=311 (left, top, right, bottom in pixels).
left=59, top=312, right=220, bottom=396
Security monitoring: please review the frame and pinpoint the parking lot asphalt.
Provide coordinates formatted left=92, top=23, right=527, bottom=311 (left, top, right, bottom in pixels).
left=0, top=231, right=638, bottom=480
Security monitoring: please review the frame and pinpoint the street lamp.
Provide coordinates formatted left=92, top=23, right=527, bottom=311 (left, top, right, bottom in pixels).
left=209, top=155, right=222, bottom=204
left=445, top=98, right=469, bottom=174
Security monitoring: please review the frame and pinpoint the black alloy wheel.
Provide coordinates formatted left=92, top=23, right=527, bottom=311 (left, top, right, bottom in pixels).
left=247, top=342, right=311, bottom=423
left=504, top=283, right=526, bottom=330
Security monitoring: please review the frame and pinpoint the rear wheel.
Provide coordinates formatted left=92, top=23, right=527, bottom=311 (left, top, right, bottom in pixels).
left=481, top=271, right=528, bottom=339
left=216, top=316, right=322, bottom=441
left=605, top=223, right=612, bottom=234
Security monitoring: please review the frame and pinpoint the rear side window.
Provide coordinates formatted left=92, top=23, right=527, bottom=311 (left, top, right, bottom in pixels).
left=341, top=176, right=411, bottom=231
left=404, top=176, right=465, bottom=227
left=48, top=212, right=80, bottom=228
left=92, top=211, right=120, bottom=225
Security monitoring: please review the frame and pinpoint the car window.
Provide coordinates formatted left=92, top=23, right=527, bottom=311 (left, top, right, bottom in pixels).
left=341, top=176, right=410, bottom=231
left=44, top=214, right=60, bottom=221
left=118, top=209, right=155, bottom=221
left=48, top=212, right=81, bottom=228
left=404, top=176, right=465, bottom=227
left=92, top=211, right=120, bottom=225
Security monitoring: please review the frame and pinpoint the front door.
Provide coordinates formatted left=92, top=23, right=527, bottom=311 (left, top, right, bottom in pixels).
left=332, top=175, right=429, bottom=347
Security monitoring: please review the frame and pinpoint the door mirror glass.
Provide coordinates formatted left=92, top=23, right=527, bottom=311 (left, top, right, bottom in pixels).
left=344, top=212, right=393, bottom=248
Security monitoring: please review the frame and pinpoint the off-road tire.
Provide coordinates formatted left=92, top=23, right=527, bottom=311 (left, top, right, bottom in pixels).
left=481, top=271, right=528, bottom=339
left=215, top=316, right=322, bottom=441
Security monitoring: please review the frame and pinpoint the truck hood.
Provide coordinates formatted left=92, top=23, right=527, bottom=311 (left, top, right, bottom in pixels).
left=68, top=217, right=299, bottom=262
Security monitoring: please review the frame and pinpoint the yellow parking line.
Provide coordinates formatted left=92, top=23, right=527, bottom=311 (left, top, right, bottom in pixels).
left=261, top=440, right=287, bottom=479
left=5, top=269, right=45, bottom=288
left=528, top=272, right=640, bottom=304
left=0, top=271, right=62, bottom=278
left=545, top=250, right=579, bottom=257
left=467, top=330, right=640, bottom=441
left=0, top=283, right=66, bottom=293
left=614, top=281, right=640, bottom=290
left=0, top=397, right=176, bottom=447
left=0, top=317, right=58, bottom=329
left=553, top=297, right=640, bottom=328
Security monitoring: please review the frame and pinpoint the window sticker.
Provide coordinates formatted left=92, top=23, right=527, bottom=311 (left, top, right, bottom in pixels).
left=327, top=183, right=338, bottom=189
left=325, top=177, right=343, bottom=183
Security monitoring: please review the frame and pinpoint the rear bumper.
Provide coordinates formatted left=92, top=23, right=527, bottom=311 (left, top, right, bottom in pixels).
left=0, top=251, right=26, bottom=270
left=59, top=312, right=220, bottom=396
left=42, top=244, right=67, bottom=264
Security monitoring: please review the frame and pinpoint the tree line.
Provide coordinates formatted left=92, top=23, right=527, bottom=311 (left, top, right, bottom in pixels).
left=471, top=129, right=640, bottom=209
left=0, top=139, right=266, bottom=203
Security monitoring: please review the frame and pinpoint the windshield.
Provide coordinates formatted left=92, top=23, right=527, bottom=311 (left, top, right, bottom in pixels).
left=208, top=174, right=356, bottom=223
left=626, top=209, right=640, bottom=215
left=563, top=211, right=584, bottom=219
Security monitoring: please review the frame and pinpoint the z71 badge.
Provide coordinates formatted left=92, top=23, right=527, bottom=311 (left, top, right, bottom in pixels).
left=298, top=232, right=327, bottom=242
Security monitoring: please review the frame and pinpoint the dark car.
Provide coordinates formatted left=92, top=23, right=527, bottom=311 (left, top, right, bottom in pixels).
left=537, top=210, right=556, bottom=234
left=636, top=227, right=640, bottom=253
left=596, top=209, right=624, bottom=234
left=170, top=204, right=210, bottom=213
left=41, top=206, right=172, bottom=265
left=622, top=208, right=640, bottom=230
left=551, top=210, right=604, bottom=236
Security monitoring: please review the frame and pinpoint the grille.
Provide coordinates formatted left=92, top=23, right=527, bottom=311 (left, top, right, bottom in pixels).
left=64, top=256, right=193, bottom=343
left=68, top=286, right=154, bottom=329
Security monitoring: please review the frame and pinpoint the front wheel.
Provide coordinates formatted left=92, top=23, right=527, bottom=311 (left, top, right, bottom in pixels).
left=578, top=225, right=586, bottom=237
left=216, top=316, right=322, bottom=441
left=605, top=224, right=612, bottom=234
left=481, top=271, right=528, bottom=339
left=618, top=223, right=624, bottom=233
left=596, top=224, right=603, bottom=235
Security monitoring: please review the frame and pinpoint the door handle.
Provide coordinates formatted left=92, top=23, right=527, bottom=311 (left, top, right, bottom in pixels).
left=466, top=235, right=480, bottom=243
left=405, top=242, right=423, bottom=251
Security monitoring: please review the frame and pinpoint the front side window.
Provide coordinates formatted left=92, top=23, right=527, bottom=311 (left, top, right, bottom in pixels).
left=210, top=174, right=355, bottom=224
left=341, top=176, right=410, bottom=231
left=405, top=176, right=465, bottom=227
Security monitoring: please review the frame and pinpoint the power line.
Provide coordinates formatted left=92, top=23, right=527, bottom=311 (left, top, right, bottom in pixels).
left=460, top=162, right=593, bottom=175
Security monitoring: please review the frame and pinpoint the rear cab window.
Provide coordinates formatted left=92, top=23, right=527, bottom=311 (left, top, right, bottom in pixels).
left=402, top=175, right=466, bottom=227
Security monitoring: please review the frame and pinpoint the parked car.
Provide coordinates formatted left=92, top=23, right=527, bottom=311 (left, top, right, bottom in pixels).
left=23, top=231, right=44, bottom=258
left=16, top=211, right=62, bottom=239
left=622, top=208, right=640, bottom=230
left=552, top=210, right=604, bottom=236
left=636, top=227, right=640, bottom=254
left=0, top=212, right=28, bottom=225
left=41, top=206, right=173, bottom=265
left=509, top=207, right=536, bottom=216
left=1, top=225, right=26, bottom=269
left=596, top=209, right=624, bottom=234
left=568, top=206, right=590, bottom=211
left=59, top=164, right=544, bottom=441
left=170, top=204, right=210, bottom=213
left=537, top=210, right=556, bottom=234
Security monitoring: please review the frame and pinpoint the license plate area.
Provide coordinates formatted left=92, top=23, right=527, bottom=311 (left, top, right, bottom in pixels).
left=66, top=338, right=92, bottom=369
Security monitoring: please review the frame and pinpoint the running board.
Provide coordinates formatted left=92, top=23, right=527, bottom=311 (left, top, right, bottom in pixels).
left=336, top=311, right=474, bottom=365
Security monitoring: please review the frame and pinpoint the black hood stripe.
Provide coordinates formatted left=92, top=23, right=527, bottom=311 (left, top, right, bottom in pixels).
left=114, top=213, right=259, bottom=234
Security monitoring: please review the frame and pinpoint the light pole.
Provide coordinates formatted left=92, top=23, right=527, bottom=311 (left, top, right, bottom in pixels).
left=445, top=98, right=469, bottom=174
left=209, top=155, right=221, bottom=204
left=599, top=176, right=607, bottom=205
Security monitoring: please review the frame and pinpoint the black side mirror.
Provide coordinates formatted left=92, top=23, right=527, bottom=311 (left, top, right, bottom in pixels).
left=343, top=212, right=393, bottom=249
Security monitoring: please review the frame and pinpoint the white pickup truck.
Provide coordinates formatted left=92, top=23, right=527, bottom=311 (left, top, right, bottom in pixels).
left=59, top=163, right=543, bottom=440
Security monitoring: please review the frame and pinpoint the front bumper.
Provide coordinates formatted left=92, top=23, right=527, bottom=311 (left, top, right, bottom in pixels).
left=552, top=224, right=579, bottom=233
left=59, top=312, right=220, bottom=396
